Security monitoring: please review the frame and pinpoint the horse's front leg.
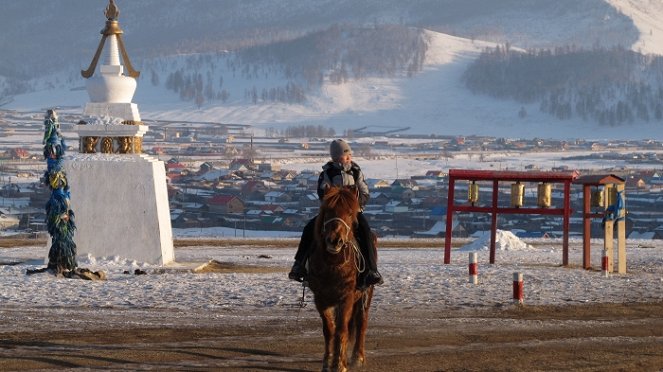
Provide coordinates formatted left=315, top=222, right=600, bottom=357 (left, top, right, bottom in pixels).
left=331, top=299, right=354, bottom=372
left=318, top=306, right=335, bottom=372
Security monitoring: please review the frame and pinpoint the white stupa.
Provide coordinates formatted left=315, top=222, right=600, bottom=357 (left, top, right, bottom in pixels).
left=64, top=0, right=174, bottom=265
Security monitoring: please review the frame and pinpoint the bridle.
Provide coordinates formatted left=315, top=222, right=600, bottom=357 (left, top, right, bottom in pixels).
left=322, top=216, right=352, bottom=254
left=321, top=214, right=365, bottom=273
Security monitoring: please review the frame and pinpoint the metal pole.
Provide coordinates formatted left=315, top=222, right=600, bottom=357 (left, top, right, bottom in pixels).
left=490, top=180, right=498, bottom=264
left=563, top=180, right=571, bottom=267
left=444, top=177, right=455, bottom=264
left=582, top=185, right=592, bottom=269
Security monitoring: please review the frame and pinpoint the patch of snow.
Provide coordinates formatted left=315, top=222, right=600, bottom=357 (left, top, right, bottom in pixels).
left=0, top=236, right=661, bottom=322
left=459, top=230, right=535, bottom=252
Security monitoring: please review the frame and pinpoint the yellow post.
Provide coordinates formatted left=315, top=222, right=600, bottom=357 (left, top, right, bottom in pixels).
left=603, top=184, right=614, bottom=273
left=616, top=183, right=626, bottom=273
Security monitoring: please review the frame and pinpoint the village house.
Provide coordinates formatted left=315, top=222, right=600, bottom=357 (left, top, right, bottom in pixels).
left=165, top=159, right=187, bottom=181
left=264, top=191, right=292, bottom=203
left=367, top=192, right=390, bottom=206
left=229, top=158, right=255, bottom=172
left=424, top=170, right=447, bottom=178
left=384, top=201, right=408, bottom=213
left=261, top=204, right=286, bottom=214
left=366, top=179, right=391, bottom=189
left=0, top=210, right=20, bottom=229
left=207, top=194, right=245, bottom=214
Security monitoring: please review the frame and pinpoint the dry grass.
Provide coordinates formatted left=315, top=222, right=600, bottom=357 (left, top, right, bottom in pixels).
left=192, top=259, right=281, bottom=274
left=173, top=237, right=455, bottom=249
left=1, top=237, right=450, bottom=250
left=0, top=236, right=565, bottom=250
left=0, top=238, right=46, bottom=248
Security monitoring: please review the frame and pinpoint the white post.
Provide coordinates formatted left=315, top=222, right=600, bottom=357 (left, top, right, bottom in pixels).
left=469, top=252, right=478, bottom=284
left=513, top=272, right=524, bottom=304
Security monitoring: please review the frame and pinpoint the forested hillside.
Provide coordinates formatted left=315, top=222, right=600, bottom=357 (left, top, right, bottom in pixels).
left=463, top=46, right=663, bottom=126
left=159, top=25, right=429, bottom=106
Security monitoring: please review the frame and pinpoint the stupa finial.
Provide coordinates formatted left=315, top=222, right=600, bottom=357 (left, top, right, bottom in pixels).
left=105, top=0, right=120, bottom=21
left=81, top=0, right=139, bottom=79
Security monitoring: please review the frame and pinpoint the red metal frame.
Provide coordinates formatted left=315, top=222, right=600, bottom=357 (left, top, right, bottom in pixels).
left=444, top=169, right=578, bottom=265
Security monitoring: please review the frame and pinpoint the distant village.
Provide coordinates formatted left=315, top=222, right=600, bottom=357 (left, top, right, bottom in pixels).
left=1, top=110, right=663, bottom=240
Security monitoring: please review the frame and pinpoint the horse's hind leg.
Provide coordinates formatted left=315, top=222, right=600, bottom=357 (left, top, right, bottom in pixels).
left=351, top=289, right=373, bottom=368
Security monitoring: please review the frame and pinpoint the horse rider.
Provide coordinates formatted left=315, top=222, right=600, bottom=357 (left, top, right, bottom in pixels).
left=288, top=139, right=384, bottom=289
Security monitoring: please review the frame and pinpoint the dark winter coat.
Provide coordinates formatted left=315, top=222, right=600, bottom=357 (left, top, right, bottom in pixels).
left=317, top=161, right=370, bottom=208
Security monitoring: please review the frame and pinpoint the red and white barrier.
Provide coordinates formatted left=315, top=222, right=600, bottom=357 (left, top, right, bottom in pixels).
left=469, top=252, right=478, bottom=284
left=601, top=250, right=609, bottom=277
left=513, top=272, right=524, bottom=304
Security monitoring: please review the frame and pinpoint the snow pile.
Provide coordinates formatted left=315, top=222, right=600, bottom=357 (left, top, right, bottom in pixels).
left=459, top=230, right=534, bottom=252
left=82, top=116, right=125, bottom=126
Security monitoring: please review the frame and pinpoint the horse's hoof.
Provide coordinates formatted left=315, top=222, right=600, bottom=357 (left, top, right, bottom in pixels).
left=350, top=356, right=365, bottom=368
left=323, top=367, right=346, bottom=372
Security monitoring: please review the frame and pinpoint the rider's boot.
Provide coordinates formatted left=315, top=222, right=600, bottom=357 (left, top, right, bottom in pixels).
left=357, top=236, right=383, bottom=289
left=288, top=260, right=307, bottom=282
left=363, top=270, right=383, bottom=286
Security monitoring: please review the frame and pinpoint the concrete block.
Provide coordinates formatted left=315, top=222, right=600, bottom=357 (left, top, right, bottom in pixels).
left=64, top=154, right=174, bottom=265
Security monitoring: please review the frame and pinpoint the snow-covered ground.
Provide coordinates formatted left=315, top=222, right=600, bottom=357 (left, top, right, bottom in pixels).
left=1, top=232, right=661, bottom=331
left=280, top=149, right=663, bottom=182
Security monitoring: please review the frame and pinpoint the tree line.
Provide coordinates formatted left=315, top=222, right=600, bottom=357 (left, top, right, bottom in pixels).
left=158, top=24, right=430, bottom=107
left=235, top=24, right=429, bottom=86
left=463, top=45, right=663, bottom=126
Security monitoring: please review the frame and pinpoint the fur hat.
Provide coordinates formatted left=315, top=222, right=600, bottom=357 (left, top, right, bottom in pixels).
left=329, top=139, right=352, bottom=160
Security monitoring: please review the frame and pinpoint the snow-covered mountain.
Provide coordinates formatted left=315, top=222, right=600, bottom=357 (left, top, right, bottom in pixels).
left=605, top=0, right=663, bottom=55
left=2, top=0, right=663, bottom=140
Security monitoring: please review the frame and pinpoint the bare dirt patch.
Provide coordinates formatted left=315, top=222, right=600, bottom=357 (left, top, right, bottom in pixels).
left=0, top=302, right=661, bottom=371
left=192, top=259, right=281, bottom=274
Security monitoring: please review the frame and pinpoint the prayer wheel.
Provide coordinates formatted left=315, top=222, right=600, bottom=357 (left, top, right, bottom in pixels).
left=468, top=181, right=479, bottom=204
left=537, top=183, right=552, bottom=208
left=510, top=182, right=524, bottom=208
left=606, top=186, right=618, bottom=207
left=591, top=188, right=604, bottom=208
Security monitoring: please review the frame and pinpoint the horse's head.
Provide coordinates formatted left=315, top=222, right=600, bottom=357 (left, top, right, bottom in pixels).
left=318, top=186, right=360, bottom=254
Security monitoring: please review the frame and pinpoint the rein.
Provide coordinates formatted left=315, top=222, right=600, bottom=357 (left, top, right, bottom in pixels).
left=321, top=216, right=366, bottom=273
left=323, top=217, right=352, bottom=243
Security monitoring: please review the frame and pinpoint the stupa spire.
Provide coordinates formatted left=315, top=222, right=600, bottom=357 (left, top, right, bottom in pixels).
left=81, top=0, right=139, bottom=79
left=105, top=0, right=120, bottom=20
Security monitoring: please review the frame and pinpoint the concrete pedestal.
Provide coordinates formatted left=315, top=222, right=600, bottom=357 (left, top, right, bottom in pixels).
left=64, top=153, right=174, bottom=265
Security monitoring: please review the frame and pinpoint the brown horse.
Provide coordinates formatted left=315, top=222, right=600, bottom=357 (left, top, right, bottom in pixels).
left=307, top=186, right=375, bottom=372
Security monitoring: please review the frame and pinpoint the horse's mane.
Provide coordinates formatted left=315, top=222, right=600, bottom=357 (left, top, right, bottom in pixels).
left=321, top=186, right=360, bottom=215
